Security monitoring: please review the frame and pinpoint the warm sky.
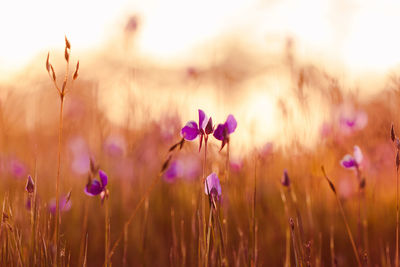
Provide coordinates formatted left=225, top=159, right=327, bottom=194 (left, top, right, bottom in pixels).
left=1, top=0, right=400, bottom=78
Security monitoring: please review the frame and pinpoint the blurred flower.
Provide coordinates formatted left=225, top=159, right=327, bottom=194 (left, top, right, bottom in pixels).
left=338, top=178, right=354, bottom=199
left=213, top=114, right=237, bottom=150
left=104, top=135, right=126, bottom=157
left=259, top=142, right=273, bottom=158
left=340, top=145, right=363, bottom=169
left=49, top=194, right=72, bottom=215
left=320, top=122, right=332, bottom=138
left=281, top=169, right=290, bottom=187
left=9, top=158, right=27, bottom=179
left=182, top=156, right=201, bottom=180
left=230, top=157, right=243, bottom=172
left=204, top=173, right=222, bottom=200
left=338, top=105, right=368, bottom=135
left=68, top=136, right=90, bottom=174
left=125, top=15, right=138, bottom=33
left=164, top=161, right=182, bottom=183
left=181, top=109, right=213, bottom=151
left=25, top=175, right=34, bottom=193
left=85, top=170, right=108, bottom=201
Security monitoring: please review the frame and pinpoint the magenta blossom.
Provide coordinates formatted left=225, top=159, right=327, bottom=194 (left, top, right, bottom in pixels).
left=213, top=114, right=237, bottom=150
left=85, top=170, right=108, bottom=201
left=164, top=161, right=182, bottom=183
left=340, top=145, right=363, bottom=169
left=49, top=194, right=72, bottom=214
left=204, top=173, right=222, bottom=200
left=181, top=109, right=213, bottom=151
left=338, top=108, right=368, bottom=135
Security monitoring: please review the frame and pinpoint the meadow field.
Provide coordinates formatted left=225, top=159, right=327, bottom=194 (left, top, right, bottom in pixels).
left=2, top=9, right=400, bottom=267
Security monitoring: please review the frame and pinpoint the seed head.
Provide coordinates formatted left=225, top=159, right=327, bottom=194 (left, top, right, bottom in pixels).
left=391, top=124, right=396, bottom=142
left=73, top=61, right=79, bottom=80
left=25, top=175, right=35, bottom=193
left=46, top=52, right=50, bottom=72
left=65, top=36, right=71, bottom=49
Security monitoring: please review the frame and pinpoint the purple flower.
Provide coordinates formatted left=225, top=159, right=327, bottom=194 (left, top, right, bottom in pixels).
left=340, top=145, right=363, bottom=169
left=281, top=169, right=290, bottom=187
left=9, top=158, right=27, bottom=179
left=49, top=194, right=72, bottom=214
left=213, top=114, right=237, bottom=150
left=26, top=175, right=34, bottom=193
left=163, top=161, right=182, bottom=183
left=104, top=135, right=126, bottom=157
left=204, top=173, right=222, bottom=200
left=338, top=106, right=368, bottom=135
left=181, top=109, right=213, bottom=151
left=85, top=170, right=108, bottom=198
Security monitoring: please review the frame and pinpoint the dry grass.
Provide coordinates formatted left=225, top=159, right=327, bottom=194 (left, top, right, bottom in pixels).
left=1, top=37, right=400, bottom=266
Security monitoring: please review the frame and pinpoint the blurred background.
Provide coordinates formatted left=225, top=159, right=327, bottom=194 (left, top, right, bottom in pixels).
left=1, top=0, right=400, bottom=266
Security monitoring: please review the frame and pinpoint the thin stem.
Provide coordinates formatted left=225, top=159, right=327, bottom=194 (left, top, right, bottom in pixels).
left=202, top=138, right=208, bottom=252
left=105, top=198, right=109, bottom=267
left=205, top=205, right=213, bottom=267
left=336, top=194, right=362, bottom=267
left=396, top=165, right=399, bottom=267
left=226, top=142, right=230, bottom=182
left=54, top=96, right=64, bottom=267
left=252, top=157, right=257, bottom=266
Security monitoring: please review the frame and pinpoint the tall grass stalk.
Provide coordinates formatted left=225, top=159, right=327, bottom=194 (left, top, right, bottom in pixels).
left=391, top=123, right=399, bottom=267
left=252, top=158, right=257, bottom=266
left=396, top=152, right=399, bottom=267
left=104, top=197, right=110, bottom=267
left=46, top=36, right=79, bottom=266
left=321, top=166, right=362, bottom=267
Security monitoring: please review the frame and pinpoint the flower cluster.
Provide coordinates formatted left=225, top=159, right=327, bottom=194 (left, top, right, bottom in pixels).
left=181, top=109, right=237, bottom=151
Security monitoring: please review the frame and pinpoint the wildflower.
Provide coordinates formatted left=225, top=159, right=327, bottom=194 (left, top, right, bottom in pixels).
left=164, top=161, right=182, bottom=183
left=25, top=175, right=35, bottom=193
left=49, top=193, right=72, bottom=214
left=213, top=114, right=237, bottom=150
left=204, top=173, right=222, bottom=200
left=181, top=109, right=213, bottom=151
left=104, top=135, right=126, bottom=157
left=281, top=169, right=290, bottom=187
left=9, top=158, right=27, bottom=179
left=338, top=106, right=368, bottom=135
left=340, top=145, right=363, bottom=169
left=85, top=170, right=108, bottom=201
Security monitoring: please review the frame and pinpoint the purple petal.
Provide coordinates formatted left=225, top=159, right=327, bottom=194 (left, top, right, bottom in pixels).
left=99, top=170, right=108, bottom=187
left=353, top=145, right=363, bottom=165
left=198, top=109, right=208, bottom=130
left=205, top=173, right=222, bottom=198
left=84, top=180, right=103, bottom=196
left=181, top=121, right=199, bottom=141
left=340, top=154, right=357, bottom=169
left=164, top=161, right=181, bottom=182
left=213, top=124, right=225, bottom=141
left=49, top=196, right=72, bottom=214
left=225, top=114, right=237, bottom=134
